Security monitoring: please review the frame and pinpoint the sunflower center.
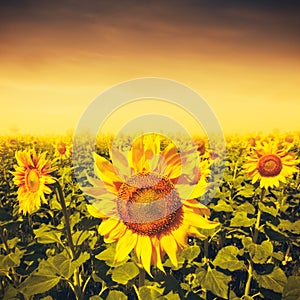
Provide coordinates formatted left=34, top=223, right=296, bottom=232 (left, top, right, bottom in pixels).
left=26, top=169, right=40, bottom=192
left=117, top=173, right=183, bottom=236
left=258, top=154, right=282, bottom=177
left=57, top=142, right=67, bottom=154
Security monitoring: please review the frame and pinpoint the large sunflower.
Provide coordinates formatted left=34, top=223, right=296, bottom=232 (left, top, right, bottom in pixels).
left=244, top=140, right=298, bottom=189
left=12, top=149, right=57, bottom=214
left=84, top=134, right=218, bottom=275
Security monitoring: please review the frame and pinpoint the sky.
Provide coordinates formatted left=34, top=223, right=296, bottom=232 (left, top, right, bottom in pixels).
left=1, top=0, right=300, bottom=136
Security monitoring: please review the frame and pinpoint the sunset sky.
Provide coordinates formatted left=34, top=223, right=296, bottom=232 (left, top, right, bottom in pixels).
left=1, top=0, right=299, bottom=136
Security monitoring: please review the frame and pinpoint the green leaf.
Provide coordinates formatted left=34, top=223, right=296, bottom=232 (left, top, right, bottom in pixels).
left=6, top=237, right=19, bottom=250
left=211, top=200, right=233, bottom=212
left=139, top=286, right=164, bottom=299
left=248, top=240, right=273, bottom=264
left=110, top=262, right=139, bottom=285
left=33, top=224, right=62, bottom=245
left=236, top=185, right=255, bottom=198
left=48, top=252, right=75, bottom=279
left=73, top=252, right=90, bottom=268
left=89, top=296, right=102, bottom=300
left=258, top=202, right=278, bottom=217
left=164, top=291, right=181, bottom=300
left=283, top=276, right=300, bottom=300
left=3, top=284, right=18, bottom=300
left=236, top=202, right=255, bottom=214
left=181, top=245, right=200, bottom=262
left=230, top=212, right=256, bottom=227
left=213, top=246, right=244, bottom=271
left=254, top=266, right=287, bottom=293
left=201, top=266, right=230, bottom=299
left=72, top=230, right=93, bottom=246
left=95, top=247, right=115, bottom=262
left=264, top=222, right=289, bottom=242
left=40, top=296, right=53, bottom=300
left=241, top=237, right=253, bottom=249
left=95, top=245, right=128, bottom=267
left=18, top=273, right=60, bottom=297
left=0, top=247, right=24, bottom=273
left=106, top=290, right=128, bottom=300
left=272, top=251, right=284, bottom=262
left=279, top=220, right=300, bottom=235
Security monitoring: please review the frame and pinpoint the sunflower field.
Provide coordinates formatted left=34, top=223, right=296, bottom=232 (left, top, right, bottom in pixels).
left=0, top=133, right=299, bottom=300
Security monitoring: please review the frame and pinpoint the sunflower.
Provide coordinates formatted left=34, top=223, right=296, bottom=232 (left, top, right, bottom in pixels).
left=12, top=149, right=57, bottom=214
left=54, top=139, right=72, bottom=159
left=244, top=140, right=298, bottom=189
left=84, top=134, right=218, bottom=275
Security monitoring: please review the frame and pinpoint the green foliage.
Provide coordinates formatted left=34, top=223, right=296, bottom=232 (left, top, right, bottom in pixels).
left=0, top=134, right=299, bottom=299
left=110, top=262, right=139, bottom=285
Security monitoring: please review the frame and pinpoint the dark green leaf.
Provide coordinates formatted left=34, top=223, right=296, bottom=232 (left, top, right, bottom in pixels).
left=139, top=286, right=164, bottom=299
left=283, top=276, right=300, bottom=300
left=249, top=240, right=273, bottom=264
left=236, top=185, right=255, bottom=198
left=211, top=200, right=233, bottom=212
left=33, top=224, right=62, bottom=245
left=279, top=220, right=300, bottom=235
left=106, top=290, right=127, bottom=300
left=201, top=266, right=230, bottom=299
left=213, top=246, right=244, bottom=271
left=236, top=202, right=255, bottom=214
left=254, top=266, right=287, bottom=293
left=19, top=273, right=60, bottom=297
left=258, top=202, right=278, bottom=217
left=181, top=245, right=200, bottom=262
left=230, top=212, right=256, bottom=227
left=110, top=262, right=139, bottom=285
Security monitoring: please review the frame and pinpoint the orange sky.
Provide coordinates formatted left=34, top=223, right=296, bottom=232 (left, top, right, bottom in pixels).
left=1, top=1, right=299, bottom=136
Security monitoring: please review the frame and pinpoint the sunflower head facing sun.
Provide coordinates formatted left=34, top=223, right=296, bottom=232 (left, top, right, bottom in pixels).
left=54, top=139, right=72, bottom=159
left=12, top=149, right=57, bottom=214
left=84, top=134, right=218, bottom=275
left=244, top=140, right=299, bottom=189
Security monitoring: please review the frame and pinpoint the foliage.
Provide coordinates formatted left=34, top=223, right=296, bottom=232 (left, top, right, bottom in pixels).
left=0, top=134, right=299, bottom=299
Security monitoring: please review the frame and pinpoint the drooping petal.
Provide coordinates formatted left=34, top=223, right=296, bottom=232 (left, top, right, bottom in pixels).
left=114, top=230, right=137, bottom=263
left=160, top=234, right=179, bottom=267
left=93, top=153, right=123, bottom=194
left=98, top=218, right=119, bottom=236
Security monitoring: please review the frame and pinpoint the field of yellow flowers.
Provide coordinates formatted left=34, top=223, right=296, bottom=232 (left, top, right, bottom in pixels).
left=0, top=133, right=299, bottom=300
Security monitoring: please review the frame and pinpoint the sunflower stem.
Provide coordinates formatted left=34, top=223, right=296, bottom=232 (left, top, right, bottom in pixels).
left=244, top=260, right=253, bottom=296
left=253, top=188, right=265, bottom=243
left=54, top=180, right=83, bottom=300
left=138, top=268, right=145, bottom=287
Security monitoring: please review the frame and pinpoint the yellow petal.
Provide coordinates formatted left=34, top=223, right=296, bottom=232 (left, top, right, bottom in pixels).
left=93, top=153, right=123, bottom=194
left=151, top=237, right=165, bottom=273
left=171, top=225, right=188, bottom=248
left=98, top=218, right=119, bottom=236
left=114, top=230, right=137, bottom=263
left=86, top=204, right=108, bottom=219
left=188, top=226, right=207, bottom=240
left=160, top=234, right=178, bottom=267
left=183, top=211, right=219, bottom=230
left=140, top=235, right=152, bottom=276
left=105, top=222, right=127, bottom=242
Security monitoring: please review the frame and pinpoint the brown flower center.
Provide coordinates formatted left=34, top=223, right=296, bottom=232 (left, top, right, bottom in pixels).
left=117, top=173, right=183, bottom=236
left=258, top=154, right=282, bottom=177
left=57, top=142, right=67, bottom=154
left=26, top=169, right=40, bottom=192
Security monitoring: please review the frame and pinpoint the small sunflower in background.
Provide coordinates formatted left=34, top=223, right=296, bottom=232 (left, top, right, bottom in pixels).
left=244, top=140, right=298, bottom=189
left=11, top=149, right=57, bottom=214
left=54, top=139, right=72, bottom=159
left=84, top=134, right=218, bottom=275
